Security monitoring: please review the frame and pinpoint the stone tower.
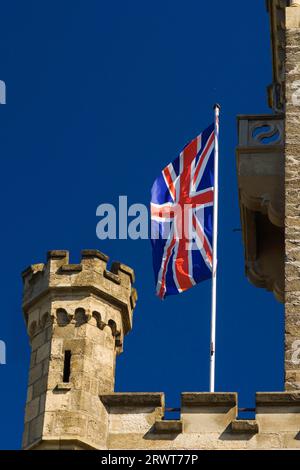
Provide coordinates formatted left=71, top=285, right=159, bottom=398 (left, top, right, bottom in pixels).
left=21, top=250, right=137, bottom=450
left=21, top=2, right=300, bottom=452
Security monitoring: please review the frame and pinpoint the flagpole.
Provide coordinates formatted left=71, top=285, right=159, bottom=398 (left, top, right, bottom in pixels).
left=209, top=103, right=220, bottom=393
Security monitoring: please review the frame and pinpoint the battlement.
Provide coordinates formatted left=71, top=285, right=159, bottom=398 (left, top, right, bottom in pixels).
left=97, top=391, right=300, bottom=450
left=22, top=250, right=137, bottom=335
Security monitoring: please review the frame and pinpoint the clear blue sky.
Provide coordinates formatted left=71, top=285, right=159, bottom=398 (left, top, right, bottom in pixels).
left=0, top=0, right=284, bottom=449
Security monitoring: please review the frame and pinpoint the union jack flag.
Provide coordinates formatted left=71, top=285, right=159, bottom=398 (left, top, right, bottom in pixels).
left=151, top=123, right=215, bottom=299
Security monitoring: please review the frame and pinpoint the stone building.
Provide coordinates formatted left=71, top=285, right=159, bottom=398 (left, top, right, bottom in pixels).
left=21, top=1, right=300, bottom=450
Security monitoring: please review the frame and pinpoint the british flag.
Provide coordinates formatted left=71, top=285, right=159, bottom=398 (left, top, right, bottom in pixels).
left=151, top=123, right=215, bottom=299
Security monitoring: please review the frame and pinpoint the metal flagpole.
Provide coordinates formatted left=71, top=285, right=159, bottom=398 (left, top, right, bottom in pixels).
left=209, top=103, right=220, bottom=393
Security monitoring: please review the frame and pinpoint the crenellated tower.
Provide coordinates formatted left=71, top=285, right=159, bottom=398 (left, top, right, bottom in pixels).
left=21, top=250, right=137, bottom=450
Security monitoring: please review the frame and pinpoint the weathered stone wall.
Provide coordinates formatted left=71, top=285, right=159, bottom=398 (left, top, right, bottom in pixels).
left=22, top=301, right=52, bottom=448
left=101, top=392, right=300, bottom=450
left=21, top=250, right=137, bottom=450
left=285, top=5, right=300, bottom=390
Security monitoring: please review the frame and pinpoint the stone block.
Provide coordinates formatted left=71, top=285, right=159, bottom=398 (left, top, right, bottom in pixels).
left=26, top=385, right=33, bottom=403
left=30, top=351, right=37, bottom=369
left=101, top=393, right=164, bottom=435
left=87, top=417, right=107, bottom=444
left=50, top=338, right=63, bottom=358
left=25, top=397, right=40, bottom=422
left=256, top=392, right=300, bottom=432
left=45, top=389, right=71, bottom=412
left=54, top=411, right=88, bottom=436
left=231, top=419, right=259, bottom=434
left=154, top=419, right=183, bottom=434
left=42, top=411, right=56, bottom=437
left=181, top=393, right=237, bottom=434
left=29, top=414, right=44, bottom=444
left=39, top=393, right=46, bottom=414
left=36, top=341, right=51, bottom=363
left=22, top=423, right=30, bottom=449
left=28, top=363, right=43, bottom=385
left=32, top=375, right=48, bottom=398
left=101, top=392, right=164, bottom=409
left=31, top=331, right=47, bottom=352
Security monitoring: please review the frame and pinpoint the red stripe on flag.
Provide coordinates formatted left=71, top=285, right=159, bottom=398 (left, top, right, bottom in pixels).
left=172, top=138, right=198, bottom=292
left=185, top=188, right=214, bottom=206
left=193, top=131, right=214, bottom=185
left=163, top=167, right=176, bottom=201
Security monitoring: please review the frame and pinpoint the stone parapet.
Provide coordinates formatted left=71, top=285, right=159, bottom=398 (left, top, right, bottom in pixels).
left=97, top=391, right=300, bottom=450
left=22, top=250, right=137, bottom=335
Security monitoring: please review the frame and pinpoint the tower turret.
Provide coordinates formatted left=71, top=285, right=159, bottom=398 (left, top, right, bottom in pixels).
left=21, top=250, right=137, bottom=450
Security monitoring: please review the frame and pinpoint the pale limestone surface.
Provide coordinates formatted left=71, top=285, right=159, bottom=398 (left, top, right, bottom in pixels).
left=22, top=250, right=136, bottom=450
left=285, top=5, right=300, bottom=391
left=102, top=393, right=300, bottom=450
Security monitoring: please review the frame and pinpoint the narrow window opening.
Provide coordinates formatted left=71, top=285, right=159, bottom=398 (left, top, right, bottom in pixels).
left=63, top=350, right=71, bottom=383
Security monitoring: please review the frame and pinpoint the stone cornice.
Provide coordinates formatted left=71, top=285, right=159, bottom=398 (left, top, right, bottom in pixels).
left=100, top=392, right=165, bottom=408
left=181, top=392, right=237, bottom=407
left=256, top=392, right=300, bottom=405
